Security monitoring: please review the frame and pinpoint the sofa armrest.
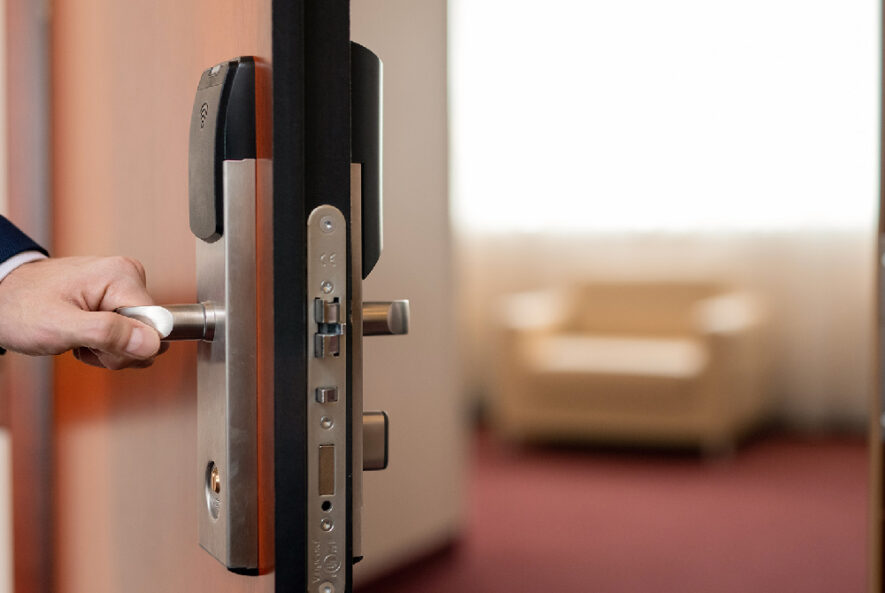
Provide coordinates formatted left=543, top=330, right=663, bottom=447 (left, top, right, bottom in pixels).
left=497, top=289, right=570, bottom=332
left=692, top=291, right=770, bottom=427
left=692, top=292, right=763, bottom=336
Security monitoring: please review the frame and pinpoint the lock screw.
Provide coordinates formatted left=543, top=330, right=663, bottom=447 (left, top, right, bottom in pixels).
left=321, top=281, right=334, bottom=294
left=320, top=216, right=335, bottom=233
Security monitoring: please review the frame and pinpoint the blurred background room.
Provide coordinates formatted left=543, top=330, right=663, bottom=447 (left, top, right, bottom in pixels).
left=0, top=0, right=876, bottom=592
left=352, top=0, right=877, bottom=592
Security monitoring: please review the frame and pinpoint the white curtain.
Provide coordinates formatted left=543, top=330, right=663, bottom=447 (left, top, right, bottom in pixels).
left=450, top=0, right=879, bottom=427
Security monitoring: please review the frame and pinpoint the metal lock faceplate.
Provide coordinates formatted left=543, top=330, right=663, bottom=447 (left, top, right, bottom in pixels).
left=196, top=159, right=259, bottom=573
left=189, top=56, right=260, bottom=574
left=307, top=205, right=349, bottom=591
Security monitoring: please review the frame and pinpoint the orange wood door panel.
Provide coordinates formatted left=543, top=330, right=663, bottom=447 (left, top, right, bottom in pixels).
left=51, top=2, right=272, bottom=592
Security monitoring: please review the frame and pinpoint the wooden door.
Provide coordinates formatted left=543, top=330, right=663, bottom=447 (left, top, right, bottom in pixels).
left=40, top=1, right=351, bottom=592
left=50, top=2, right=273, bottom=592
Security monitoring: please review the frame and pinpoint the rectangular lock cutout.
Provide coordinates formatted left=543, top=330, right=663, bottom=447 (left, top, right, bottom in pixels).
left=319, top=444, right=336, bottom=496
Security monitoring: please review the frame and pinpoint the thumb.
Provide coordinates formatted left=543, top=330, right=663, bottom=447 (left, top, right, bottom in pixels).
left=67, top=310, right=161, bottom=360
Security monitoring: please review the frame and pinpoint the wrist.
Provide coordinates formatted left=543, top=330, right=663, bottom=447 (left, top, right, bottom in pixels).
left=0, top=251, right=48, bottom=284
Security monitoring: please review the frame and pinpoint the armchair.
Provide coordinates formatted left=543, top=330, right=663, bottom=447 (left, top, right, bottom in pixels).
left=490, top=282, right=769, bottom=453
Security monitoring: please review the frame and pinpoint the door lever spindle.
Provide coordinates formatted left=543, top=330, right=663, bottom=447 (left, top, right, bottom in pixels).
left=116, top=303, right=218, bottom=341
left=362, top=300, right=410, bottom=336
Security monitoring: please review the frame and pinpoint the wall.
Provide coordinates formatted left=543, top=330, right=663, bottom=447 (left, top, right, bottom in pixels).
left=352, top=0, right=467, bottom=582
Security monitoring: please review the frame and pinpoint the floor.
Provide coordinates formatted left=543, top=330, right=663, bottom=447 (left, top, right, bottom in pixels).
left=358, top=432, right=868, bottom=593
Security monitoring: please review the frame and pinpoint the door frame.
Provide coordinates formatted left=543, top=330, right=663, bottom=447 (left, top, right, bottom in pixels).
left=271, top=1, right=353, bottom=589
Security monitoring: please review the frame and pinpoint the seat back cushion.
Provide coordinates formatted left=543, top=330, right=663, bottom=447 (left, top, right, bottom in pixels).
left=570, top=282, right=725, bottom=335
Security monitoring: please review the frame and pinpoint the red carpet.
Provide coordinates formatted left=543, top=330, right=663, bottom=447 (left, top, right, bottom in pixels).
left=358, top=432, right=868, bottom=593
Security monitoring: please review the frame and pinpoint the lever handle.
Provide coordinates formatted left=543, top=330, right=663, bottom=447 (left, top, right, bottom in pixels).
left=115, top=303, right=217, bottom=341
left=362, top=300, right=410, bottom=336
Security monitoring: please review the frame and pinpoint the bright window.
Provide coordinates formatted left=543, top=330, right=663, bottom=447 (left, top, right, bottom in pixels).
left=449, top=0, right=879, bottom=233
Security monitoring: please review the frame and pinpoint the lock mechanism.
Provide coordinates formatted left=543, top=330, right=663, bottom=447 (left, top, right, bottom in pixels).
left=347, top=43, right=410, bottom=575
left=117, top=56, right=261, bottom=574
left=117, top=46, right=408, bottom=588
left=315, top=297, right=344, bottom=358
left=306, top=205, right=349, bottom=590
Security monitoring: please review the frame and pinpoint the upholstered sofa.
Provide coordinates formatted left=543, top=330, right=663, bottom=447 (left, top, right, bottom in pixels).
left=490, top=282, right=769, bottom=453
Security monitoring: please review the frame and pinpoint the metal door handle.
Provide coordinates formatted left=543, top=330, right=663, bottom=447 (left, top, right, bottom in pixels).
left=116, top=303, right=218, bottom=341
left=362, top=300, right=410, bottom=336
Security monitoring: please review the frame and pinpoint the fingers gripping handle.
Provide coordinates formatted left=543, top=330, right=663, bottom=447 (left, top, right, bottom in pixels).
left=115, top=303, right=218, bottom=341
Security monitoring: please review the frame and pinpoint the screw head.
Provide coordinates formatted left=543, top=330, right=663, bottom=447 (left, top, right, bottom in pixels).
left=320, top=216, right=335, bottom=233
left=320, top=518, right=334, bottom=532
left=321, top=281, right=334, bottom=294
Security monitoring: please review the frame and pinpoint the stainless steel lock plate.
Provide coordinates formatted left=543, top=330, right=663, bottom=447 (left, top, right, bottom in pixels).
left=307, top=205, right=348, bottom=591
left=196, top=158, right=259, bottom=572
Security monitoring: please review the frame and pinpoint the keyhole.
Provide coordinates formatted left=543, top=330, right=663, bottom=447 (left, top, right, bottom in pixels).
left=210, top=465, right=221, bottom=494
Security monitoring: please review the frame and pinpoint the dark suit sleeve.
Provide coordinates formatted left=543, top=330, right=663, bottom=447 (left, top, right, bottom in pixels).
left=0, top=216, right=49, bottom=355
left=0, top=215, right=48, bottom=261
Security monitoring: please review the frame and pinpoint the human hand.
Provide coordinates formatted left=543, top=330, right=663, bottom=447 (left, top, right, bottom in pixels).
left=0, top=256, right=165, bottom=369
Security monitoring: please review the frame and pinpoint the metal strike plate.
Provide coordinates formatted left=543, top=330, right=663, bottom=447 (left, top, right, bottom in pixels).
left=196, top=158, right=260, bottom=573
left=307, top=205, right=348, bottom=591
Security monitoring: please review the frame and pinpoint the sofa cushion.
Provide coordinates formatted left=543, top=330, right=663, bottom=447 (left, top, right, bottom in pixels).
left=526, top=334, right=708, bottom=379
left=570, top=282, right=726, bottom=335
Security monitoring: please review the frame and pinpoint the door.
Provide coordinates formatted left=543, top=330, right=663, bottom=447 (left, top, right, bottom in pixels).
left=17, top=1, right=359, bottom=592
left=875, top=2, right=885, bottom=590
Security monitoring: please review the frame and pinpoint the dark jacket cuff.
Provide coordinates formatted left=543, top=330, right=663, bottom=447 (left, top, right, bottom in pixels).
left=0, top=215, right=48, bottom=261
left=0, top=216, right=49, bottom=355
